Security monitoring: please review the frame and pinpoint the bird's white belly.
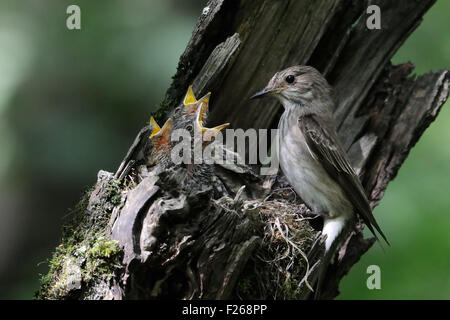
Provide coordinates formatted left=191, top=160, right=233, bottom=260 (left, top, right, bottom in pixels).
left=279, top=125, right=352, bottom=218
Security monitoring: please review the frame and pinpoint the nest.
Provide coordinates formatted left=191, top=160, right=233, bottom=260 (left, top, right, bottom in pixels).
left=236, top=188, right=319, bottom=299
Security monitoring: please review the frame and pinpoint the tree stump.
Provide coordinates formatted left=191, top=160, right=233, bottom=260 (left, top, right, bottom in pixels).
left=36, top=0, right=449, bottom=300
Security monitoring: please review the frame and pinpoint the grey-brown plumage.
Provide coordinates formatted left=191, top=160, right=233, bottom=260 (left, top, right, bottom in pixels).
left=251, top=66, right=388, bottom=252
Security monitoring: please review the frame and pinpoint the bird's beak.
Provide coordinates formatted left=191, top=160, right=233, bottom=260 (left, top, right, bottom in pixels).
left=158, top=118, right=172, bottom=138
left=183, top=85, right=197, bottom=106
left=184, top=85, right=211, bottom=116
left=149, top=116, right=161, bottom=138
left=184, top=84, right=211, bottom=108
left=197, top=92, right=211, bottom=108
left=150, top=118, right=172, bottom=139
left=195, top=102, right=230, bottom=133
left=249, top=87, right=286, bottom=99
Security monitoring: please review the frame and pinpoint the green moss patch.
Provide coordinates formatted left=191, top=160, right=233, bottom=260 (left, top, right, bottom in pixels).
left=36, top=175, right=124, bottom=300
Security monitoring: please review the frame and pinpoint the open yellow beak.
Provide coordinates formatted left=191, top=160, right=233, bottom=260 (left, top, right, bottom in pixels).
left=194, top=92, right=211, bottom=117
left=195, top=102, right=229, bottom=134
left=149, top=116, right=161, bottom=138
left=149, top=117, right=172, bottom=139
left=183, top=85, right=197, bottom=106
left=197, top=92, right=211, bottom=108
left=183, top=85, right=211, bottom=116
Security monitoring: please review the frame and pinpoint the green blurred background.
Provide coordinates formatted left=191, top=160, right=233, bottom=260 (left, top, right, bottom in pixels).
left=0, top=1, right=448, bottom=299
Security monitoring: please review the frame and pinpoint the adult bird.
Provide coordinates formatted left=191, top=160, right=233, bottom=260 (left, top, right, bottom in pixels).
left=250, top=65, right=388, bottom=254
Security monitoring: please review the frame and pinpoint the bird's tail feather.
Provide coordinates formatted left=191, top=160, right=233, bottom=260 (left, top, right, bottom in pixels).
left=322, top=216, right=347, bottom=252
left=313, top=216, right=349, bottom=299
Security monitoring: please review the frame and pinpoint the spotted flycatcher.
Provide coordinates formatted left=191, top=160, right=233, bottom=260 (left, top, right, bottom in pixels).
left=251, top=66, right=388, bottom=252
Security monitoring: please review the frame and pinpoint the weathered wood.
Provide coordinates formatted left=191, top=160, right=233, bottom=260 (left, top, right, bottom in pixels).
left=36, top=0, right=448, bottom=300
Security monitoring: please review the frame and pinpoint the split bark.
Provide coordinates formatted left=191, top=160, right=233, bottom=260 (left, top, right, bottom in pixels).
left=37, top=0, right=449, bottom=300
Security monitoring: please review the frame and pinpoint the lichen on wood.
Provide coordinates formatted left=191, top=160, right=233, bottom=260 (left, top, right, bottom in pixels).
left=36, top=171, right=124, bottom=299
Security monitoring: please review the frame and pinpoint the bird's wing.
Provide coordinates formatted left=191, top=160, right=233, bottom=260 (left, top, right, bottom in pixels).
left=298, top=114, right=388, bottom=244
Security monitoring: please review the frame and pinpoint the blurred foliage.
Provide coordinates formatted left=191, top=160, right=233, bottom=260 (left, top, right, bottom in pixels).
left=0, top=0, right=448, bottom=299
left=0, top=0, right=205, bottom=299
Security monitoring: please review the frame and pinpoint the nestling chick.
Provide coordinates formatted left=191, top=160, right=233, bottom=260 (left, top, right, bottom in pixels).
left=148, top=117, right=172, bottom=167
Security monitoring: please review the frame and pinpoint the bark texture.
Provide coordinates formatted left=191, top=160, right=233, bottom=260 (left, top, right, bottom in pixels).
left=37, top=0, right=449, bottom=300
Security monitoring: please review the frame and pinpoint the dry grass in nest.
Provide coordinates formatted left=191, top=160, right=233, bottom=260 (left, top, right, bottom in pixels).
left=239, top=188, right=319, bottom=299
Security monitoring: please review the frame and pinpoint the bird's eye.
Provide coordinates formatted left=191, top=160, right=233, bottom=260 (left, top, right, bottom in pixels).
left=285, top=75, right=295, bottom=84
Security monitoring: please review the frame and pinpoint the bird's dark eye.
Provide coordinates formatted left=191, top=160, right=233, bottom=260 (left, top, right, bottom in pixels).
left=285, top=75, right=295, bottom=84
